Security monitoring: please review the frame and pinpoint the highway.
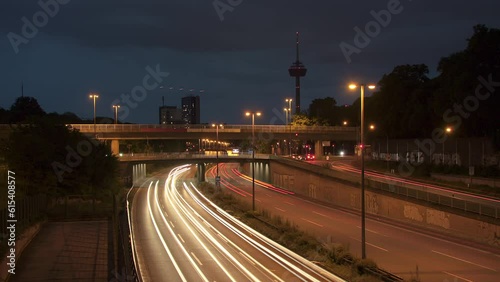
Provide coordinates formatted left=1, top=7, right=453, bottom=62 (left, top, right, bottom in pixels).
left=210, top=163, right=500, bottom=282
left=129, top=165, right=344, bottom=282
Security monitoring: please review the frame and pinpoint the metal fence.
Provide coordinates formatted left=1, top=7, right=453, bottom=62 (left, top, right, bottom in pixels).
left=365, top=175, right=500, bottom=219
left=0, top=194, right=47, bottom=240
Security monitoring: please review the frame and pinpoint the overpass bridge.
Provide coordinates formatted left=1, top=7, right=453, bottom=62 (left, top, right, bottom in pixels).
left=0, top=123, right=358, bottom=157
left=71, top=124, right=357, bottom=157
left=68, top=124, right=357, bottom=140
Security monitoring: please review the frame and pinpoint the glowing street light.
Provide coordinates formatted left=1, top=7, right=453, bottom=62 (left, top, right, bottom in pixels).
left=285, top=98, right=293, bottom=124
left=89, top=93, right=99, bottom=136
left=245, top=111, right=262, bottom=211
left=112, top=105, right=120, bottom=124
left=349, top=83, right=376, bottom=259
left=443, top=126, right=453, bottom=164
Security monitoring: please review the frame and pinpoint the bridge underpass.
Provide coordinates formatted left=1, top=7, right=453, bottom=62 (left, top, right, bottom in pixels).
left=120, top=153, right=272, bottom=186
left=68, top=124, right=358, bottom=158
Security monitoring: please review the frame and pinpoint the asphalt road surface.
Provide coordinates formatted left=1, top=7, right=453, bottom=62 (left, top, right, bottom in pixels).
left=130, top=165, right=344, bottom=282
left=211, top=163, right=500, bottom=282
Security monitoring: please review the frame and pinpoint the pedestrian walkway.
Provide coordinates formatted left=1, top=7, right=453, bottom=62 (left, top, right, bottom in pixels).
left=9, top=221, right=109, bottom=282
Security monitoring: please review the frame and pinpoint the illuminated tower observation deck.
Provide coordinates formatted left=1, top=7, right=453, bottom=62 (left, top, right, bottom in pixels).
left=288, top=32, right=307, bottom=114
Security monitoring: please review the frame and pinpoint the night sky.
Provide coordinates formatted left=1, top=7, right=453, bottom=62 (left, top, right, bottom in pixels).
left=2, top=0, right=500, bottom=125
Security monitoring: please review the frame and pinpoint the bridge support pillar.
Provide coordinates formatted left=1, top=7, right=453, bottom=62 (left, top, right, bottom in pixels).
left=111, top=139, right=120, bottom=156
left=315, top=140, right=324, bottom=159
left=197, top=163, right=206, bottom=182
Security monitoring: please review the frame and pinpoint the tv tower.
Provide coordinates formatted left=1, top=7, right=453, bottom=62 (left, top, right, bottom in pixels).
left=288, top=32, right=307, bottom=114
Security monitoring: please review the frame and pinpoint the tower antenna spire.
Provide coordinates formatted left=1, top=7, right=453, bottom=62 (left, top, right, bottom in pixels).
left=296, top=32, right=300, bottom=62
left=288, top=32, right=307, bottom=114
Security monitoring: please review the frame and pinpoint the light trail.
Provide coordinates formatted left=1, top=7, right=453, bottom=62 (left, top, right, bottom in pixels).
left=131, top=164, right=346, bottom=282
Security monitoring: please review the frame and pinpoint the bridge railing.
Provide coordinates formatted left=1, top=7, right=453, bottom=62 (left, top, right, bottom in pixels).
left=68, top=124, right=357, bottom=133
left=118, top=152, right=271, bottom=161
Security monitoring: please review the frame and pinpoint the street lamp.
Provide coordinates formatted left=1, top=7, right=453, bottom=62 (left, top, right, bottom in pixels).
left=112, top=104, right=120, bottom=124
left=284, top=108, right=290, bottom=126
left=89, top=94, right=99, bottom=136
left=285, top=98, right=293, bottom=124
left=343, top=120, right=348, bottom=126
left=444, top=126, right=453, bottom=165
left=349, top=83, right=375, bottom=259
left=212, top=123, right=223, bottom=184
left=245, top=111, right=262, bottom=211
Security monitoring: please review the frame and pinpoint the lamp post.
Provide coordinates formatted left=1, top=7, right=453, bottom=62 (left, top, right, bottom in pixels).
left=444, top=127, right=452, bottom=165
left=285, top=98, right=293, bottom=123
left=284, top=107, right=291, bottom=155
left=112, top=104, right=120, bottom=124
left=212, top=123, right=223, bottom=181
left=245, top=111, right=261, bottom=211
left=349, top=83, right=375, bottom=259
left=89, top=94, right=99, bottom=136
left=286, top=98, right=293, bottom=155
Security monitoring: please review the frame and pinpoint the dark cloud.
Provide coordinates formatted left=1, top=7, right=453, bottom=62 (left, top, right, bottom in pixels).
left=2, top=0, right=500, bottom=123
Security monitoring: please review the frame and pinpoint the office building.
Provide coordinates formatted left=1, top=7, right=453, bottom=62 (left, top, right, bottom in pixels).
left=181, top=95, right=200, bottom=124
left=159, top=105, right=183, bottom=124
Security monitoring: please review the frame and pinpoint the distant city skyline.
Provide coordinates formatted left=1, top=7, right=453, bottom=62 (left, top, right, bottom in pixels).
left=2, top=1, right=500, bottom=124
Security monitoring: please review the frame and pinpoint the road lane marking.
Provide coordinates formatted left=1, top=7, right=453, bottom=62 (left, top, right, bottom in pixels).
left=432, top=250, right=497, bottom=272
left=170, top=220, right=175, bottom=228
left=350, top=237, right=388, bottom=252
left=178, top=233, right=185, bottom=243
left=275, top=207, right=286, bottom=212
left=355, top=226, right=381, bottom=235
left=443, top=271, right=473, bottom=282
left=284, top=201, right=295, bottom=206
left=367, top=242, right=388, bottom=252
left=301, top=218, right=323, bottom=227
left=191, top=252, right=203, bottom=266
left=312, top=211, right=328, bottom=218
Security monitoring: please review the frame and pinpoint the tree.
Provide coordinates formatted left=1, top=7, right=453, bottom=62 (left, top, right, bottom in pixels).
left=9, top=96, right=46, bottom=123
left=291, top=114, right=327, bottom=126
left=308, top=97, right=337, bottom=125
left=434, top=24, right=500, bottom=137
left=366, top=64, right=432, bottom=138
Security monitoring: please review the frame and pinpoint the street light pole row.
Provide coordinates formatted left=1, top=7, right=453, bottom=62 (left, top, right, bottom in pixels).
left=89, top=93, right=121, bottom=134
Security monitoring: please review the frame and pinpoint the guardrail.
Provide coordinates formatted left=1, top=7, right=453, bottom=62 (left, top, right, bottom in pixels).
left=272, top=156, right=500, bottom=219
left=67, top=123, right=357, bottom=133
left=366, top=177, right=500, bottom=219
left=118, top=152, right=271, bottom=162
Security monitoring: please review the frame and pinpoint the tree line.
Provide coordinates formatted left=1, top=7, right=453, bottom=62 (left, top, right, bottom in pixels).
left=299, top=24, right=499, bottom=145
left=1, top=97, right=120, bottom=198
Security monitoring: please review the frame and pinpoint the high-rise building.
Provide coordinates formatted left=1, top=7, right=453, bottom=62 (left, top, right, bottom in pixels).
left=181, top=95, right=200, bottom=124
left=159, top=105, right=183, bottom=124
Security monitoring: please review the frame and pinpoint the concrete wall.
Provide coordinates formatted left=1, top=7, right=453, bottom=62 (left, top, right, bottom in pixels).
left=270, top=160, right=500, bottom=248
